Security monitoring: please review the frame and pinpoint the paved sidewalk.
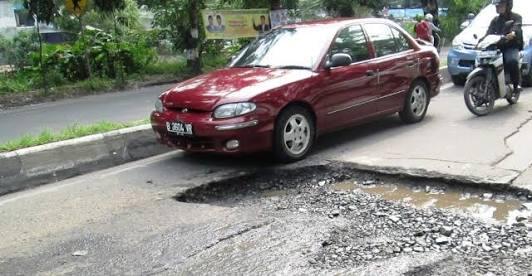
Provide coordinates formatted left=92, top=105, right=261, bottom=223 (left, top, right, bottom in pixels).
left=0, top=84, right=173, bottom=143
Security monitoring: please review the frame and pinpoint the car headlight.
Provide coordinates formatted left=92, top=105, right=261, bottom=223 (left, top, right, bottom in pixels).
left=452, top=38, right=464, bottom=50
left=213, top=102, right=256, bottom=119
left=155, top=99, right=164, bottom=112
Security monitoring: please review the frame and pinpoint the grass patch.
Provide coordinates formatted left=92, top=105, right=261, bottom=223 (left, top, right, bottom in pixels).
left=203, top=54, right=229, bottom=72
left=145, top=57, right=187, bottom=75
left=0, top=119, right=149, bottom=152
left=0, top=71, right=38, bottom=94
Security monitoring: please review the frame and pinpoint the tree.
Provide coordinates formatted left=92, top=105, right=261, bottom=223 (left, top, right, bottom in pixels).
left=220, top=0, right=297, bottom=9
left=143, top=0, right=205, bottom=73
left=322, top=0, right=385, bottom=17
left=23, top=0, right=58, bottom=24
left=144, top=0, right=298, bottom=73
left=93, top=0, right=128, bottom=84
left=23, top=0, right=59, bottom=94
left=322, top=0, right=355, bottom=16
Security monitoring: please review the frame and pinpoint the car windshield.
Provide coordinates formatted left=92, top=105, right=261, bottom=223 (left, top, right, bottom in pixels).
left=230, top=27, right=335, bottom=70
left=471, top=1, right=532, bottom=28
left=470, top=5, right=497, bottom=29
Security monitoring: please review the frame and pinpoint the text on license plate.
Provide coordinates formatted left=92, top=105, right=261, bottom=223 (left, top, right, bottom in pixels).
left=166, top=122, right=193, bottom=135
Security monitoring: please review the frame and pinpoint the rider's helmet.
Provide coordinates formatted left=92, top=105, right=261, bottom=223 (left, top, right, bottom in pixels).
left=425, top=13, right=434, bottom=22
left=492, top=0, right=513, bottom=11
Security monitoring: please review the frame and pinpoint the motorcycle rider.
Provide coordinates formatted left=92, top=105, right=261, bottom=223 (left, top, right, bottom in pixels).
left=415, top=14, right=441, bottom=46
left=486, top=0, right=523, bottom=92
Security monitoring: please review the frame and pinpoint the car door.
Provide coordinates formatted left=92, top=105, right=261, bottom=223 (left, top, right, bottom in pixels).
left=363, top=23, right=418, bottom=114
left=315, top=24, right=379, bottom=132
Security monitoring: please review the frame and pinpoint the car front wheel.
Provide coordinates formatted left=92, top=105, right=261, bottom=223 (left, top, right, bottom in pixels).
left=274, top=106, right=315, bottom=163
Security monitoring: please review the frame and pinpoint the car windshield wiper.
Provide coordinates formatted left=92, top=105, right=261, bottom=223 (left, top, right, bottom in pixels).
left=274, top=65, right=312, bottom=70
left=233, top=64, right=271, bottom=68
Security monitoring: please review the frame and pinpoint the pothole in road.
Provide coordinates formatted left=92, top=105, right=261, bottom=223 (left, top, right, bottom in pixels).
left=176, top=164, right=531, bottom=225
left=175, top=164, right=532, bottom=275
left=334, top=181, right=530, bottom=225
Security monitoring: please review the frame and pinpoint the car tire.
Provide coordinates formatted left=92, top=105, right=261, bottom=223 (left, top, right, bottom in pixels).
left=464, top=75, right=494, bottom=116
left=451, top=75, right=466, bottom=86
left=274, top=106, right=315, bottom=163
left=399, top=81, right=430, bottom=124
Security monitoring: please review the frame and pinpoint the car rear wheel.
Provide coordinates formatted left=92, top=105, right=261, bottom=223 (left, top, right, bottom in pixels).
left=274, top=106, right=315, bottom=163
left=451, top=75, right=466, bottom=86
left=399, top=81, right=430, bottom=124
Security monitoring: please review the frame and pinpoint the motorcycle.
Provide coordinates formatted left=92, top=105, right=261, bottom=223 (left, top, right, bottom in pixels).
left=463, top=34, right=521, bottom=116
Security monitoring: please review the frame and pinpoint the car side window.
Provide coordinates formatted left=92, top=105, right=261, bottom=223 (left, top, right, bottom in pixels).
left=364, top=24, right=398, bottom=57
left=330, top=25, right=370, bottom=63
left=390, top=27, right=412, bottom=52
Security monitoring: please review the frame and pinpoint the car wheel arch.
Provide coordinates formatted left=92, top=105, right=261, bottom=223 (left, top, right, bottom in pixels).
left=411, top=77, right=431, bottom=96
left=276, top=101, right=317, bottom=132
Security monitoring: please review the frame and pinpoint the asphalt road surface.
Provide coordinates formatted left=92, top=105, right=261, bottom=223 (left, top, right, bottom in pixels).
left=1, top=85, right=532, bottom=275
left=0, top=84, right=173, bottom=143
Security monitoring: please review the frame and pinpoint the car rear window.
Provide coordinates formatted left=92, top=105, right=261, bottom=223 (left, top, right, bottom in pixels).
left=390, top=27, right=412, bottom=52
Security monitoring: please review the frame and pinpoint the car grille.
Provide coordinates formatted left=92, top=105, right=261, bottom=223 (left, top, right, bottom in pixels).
left=458, top=60, right=475, bottom=68
left=463, top=43, right=476, bottom=50
left=166, top=107, right=204, bottom=114
left=169, top=135, right=216, bottom=151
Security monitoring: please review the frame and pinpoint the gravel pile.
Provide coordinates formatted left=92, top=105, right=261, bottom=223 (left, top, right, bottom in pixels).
left=177, top=165, right=532, bottom=275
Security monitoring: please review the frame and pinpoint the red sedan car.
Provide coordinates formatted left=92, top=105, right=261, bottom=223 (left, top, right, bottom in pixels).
left=151, top=18, right=441, bottom=162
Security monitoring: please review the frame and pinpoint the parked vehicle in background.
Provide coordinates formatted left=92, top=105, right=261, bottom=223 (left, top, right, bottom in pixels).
left=448, top=0, right=532, bottom=86
left=151, top=18, right=441, bottom=162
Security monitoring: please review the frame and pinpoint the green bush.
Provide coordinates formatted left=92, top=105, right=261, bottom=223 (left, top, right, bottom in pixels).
left=29, top=29, right=156, bottom=82
left=77, top=77, right=114, bottom=91
left=0, top=71, right=39, bottom=94
left=0, top=31, right=39, bottom=72
left=401, top=21, right=417, bottom=37
left=145, top=59, right=186, bottom=75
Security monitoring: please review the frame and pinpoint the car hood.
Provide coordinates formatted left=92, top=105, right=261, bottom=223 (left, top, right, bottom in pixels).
left=162, top=67, right=314, bottom=111
left=455, top=26, right=487, bottom=47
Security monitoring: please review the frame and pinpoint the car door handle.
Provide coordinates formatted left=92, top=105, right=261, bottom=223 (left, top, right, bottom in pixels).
left=406, top=62, right=416, bottom=67
left=366, top=70, right=376, bottom=76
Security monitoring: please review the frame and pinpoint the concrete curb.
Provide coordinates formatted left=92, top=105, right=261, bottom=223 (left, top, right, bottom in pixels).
left=0, top=124, right=169, bottom=195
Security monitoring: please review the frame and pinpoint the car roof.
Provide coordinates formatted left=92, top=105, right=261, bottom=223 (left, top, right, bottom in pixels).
left=280, top=17, right=398, bottom=31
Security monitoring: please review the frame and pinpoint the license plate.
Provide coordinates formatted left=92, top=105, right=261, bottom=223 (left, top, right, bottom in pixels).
left=478, top=50, right=497, bottom=58
left=166, top=121, right=193, bottom=136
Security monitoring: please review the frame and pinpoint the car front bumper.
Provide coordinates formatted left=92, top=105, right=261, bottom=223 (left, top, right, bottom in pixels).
left=150, top=110, right=274, bottom=154
left=447, top=48, right=478, bottom=77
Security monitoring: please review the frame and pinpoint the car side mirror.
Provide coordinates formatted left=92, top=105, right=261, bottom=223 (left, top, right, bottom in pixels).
left=325, top=53, right=352, bottom=69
